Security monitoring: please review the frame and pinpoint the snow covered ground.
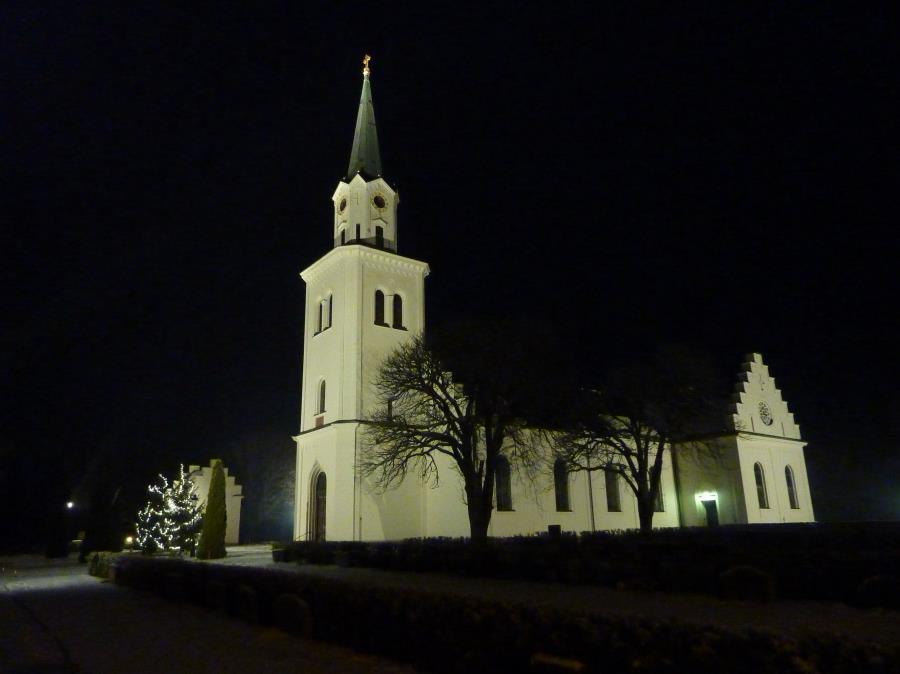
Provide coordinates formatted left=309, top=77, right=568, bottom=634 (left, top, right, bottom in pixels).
left=3, top=545, right=896, bottom=674
left=0, top=552, right=415, bottom=674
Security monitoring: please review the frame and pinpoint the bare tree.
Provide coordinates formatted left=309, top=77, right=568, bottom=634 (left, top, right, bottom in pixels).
left=548, top=346, right=724, bottom=535
left=361, top=328, right=546, bottom=543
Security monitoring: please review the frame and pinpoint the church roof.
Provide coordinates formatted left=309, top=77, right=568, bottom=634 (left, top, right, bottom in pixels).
left=346, top=58, right=382, bottom=181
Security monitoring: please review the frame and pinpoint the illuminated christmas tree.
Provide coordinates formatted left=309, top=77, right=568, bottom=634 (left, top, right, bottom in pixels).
left=136, top=465, right=203, bottom=554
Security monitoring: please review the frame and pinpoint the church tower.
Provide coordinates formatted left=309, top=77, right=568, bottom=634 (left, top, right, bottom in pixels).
left=294, top=57, right=430, bottom=541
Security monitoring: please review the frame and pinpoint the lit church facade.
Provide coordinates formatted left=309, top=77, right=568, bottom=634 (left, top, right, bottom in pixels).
left=292, top=61, right=815, bottom=542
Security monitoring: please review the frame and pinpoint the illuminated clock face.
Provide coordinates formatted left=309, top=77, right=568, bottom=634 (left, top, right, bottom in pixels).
left=758, top=401, right=774, bottom=426
left=338, top=198, right=347, bottom=213
left=373, top=195, right=386, bottom=209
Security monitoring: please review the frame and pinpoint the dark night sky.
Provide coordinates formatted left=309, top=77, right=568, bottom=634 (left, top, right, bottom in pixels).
left=2, top=3, right=897, bottom=538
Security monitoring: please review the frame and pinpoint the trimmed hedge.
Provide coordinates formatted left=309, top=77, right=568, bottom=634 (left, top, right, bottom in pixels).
left=87, top=551, right=121, bottom=579
left=114, top=554, right=898, bottom=674
left=277, top=523, right=900, bottom=608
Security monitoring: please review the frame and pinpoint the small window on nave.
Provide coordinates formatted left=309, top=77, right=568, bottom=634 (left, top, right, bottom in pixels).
left=785, top=465, right=800, bottom=509
left=754, top=462, right=769, bottom=509
left=495, top=456, right=513, bottom=511
left=554, top=459, right=570, bottom=512
left=605, top=470, right=621, bottom=512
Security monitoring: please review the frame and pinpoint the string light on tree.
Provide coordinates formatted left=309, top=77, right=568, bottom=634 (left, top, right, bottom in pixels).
left=136, top=464, right=203, bottom=554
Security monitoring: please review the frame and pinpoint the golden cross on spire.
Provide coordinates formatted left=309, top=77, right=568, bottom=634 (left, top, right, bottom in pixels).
left=362, top=54, right=371, bottom=76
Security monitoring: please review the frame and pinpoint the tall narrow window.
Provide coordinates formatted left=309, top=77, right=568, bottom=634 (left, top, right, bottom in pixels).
left=495, top=456, right=512, bottom=511
left=317, top=380, right=326, bottom=414
left=392, top=294, right=404, bottom=329
left=356, top=223, right=361, bottom=241
left=605, top=470, right=621, bottom=512
left=754, top=462, right=769, bottom=509
left=785, top=465, right=800, bottom=509
left=376, top=225, right=384, bottom=248
left=374, top=290, right=385, bottom=325
left=316, top=301, right=323, bottom=333
left=340, top=229, right=346, bottom=245
left=327, top=293, right=333, bottom=328
left=553, top=459, right=570, bottom=511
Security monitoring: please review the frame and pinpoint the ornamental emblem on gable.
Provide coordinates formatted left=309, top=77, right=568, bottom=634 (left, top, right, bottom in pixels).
left=758, top=401, right=774, bottom=426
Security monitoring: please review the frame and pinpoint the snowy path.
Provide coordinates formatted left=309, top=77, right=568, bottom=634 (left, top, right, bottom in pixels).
left=0, top=554, right=416, bottom=674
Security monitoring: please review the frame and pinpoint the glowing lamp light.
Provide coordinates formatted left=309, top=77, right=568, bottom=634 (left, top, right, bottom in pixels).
left=125, top=536, right=134, bottom=545
left=66, top=501, right=74, bottom=509
left=696, top=491, right=718, bottom=503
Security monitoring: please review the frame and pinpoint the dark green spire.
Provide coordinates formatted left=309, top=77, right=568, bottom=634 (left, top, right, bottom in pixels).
left=346, top=56, right=382, bottom=180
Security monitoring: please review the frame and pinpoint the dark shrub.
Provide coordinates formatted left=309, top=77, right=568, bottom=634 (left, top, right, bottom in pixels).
left=856, top=574, right=900, bottom=610
left=113, top=555, right=899, bottom=674
left=197, top=459, right=227, bottom=560
left=718, top=565, right=775, bottom=602
left=234, top=584, right=260, bottom=623
left=164, top=572, right=187, bottom=602
left=273, top=593, right=313, bottom=637
left=205, top=579, right=229, bottom=613
left=87, top=551, right=119, bottom=579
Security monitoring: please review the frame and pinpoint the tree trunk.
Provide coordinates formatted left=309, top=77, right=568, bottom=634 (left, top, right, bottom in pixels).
left=637, top=496, right=654, bottom=537
left=464, top=480, right=491, bottom=544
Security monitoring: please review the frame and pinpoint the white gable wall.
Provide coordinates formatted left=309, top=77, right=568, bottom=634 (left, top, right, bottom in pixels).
left=189, top=461, right=243, bottom=545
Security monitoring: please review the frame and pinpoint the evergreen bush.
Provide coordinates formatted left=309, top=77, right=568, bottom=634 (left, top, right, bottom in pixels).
left=197, top=459, right=227, bottom=559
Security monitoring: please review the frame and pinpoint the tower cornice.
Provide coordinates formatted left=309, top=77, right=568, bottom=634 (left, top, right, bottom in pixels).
left=300, top=245, right=429, bottom=283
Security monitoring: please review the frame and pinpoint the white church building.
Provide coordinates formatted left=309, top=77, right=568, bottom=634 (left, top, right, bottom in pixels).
left=292, top=61, right=815, bottom=542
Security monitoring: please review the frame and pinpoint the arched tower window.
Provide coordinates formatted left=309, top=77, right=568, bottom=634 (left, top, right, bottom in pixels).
left=495, top=456, right=512, bottom=511
left=340, top=229, right=346, bottom=245
left=785, top=465, right=800, bottom=509
left=317, top=380, right=326, bottom=414
left=327, top=293, right=333, bottom=328
left=311, top=471, right=326, bottom=542
left=374, top=290, right=385, bottom=325
left=316, top=301, right=323, bottom=333
left=376, top=225, right=384, bottom=248
left=605, top=470, right=621, bottom=512
left=392, top=294, right=404, bottom=329
left=356, top=223, right=361, bottom=241
left=554, top=459, right=570, bottom=511
left=754, top=462, right=769, bottom=509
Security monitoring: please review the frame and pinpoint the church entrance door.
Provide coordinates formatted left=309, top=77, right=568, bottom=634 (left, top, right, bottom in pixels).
left=312, top=472, right=327, bottom=541
left=702, top=499, right=719, bottom=527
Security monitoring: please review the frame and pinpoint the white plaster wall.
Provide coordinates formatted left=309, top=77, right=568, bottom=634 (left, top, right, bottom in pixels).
left=422, top=441, right=682, bottom=539
left=731, top=353, right=801, bottom=438
left=737, top=435, right=814, bottom=524
left=358, top=251, right=427, bottom=417
left=189, top=462, right=243, bottom=545
left=333, top=176, right=398, bottom=249
left=299, top=246, right=428, bottom=430
left=423, top=451, right=471, bottom=537
left=674, top=437, right=747, bottom=527
left=294, top=423, right=358, bottom=541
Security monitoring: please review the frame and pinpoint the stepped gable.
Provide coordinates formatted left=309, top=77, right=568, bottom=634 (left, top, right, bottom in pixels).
left=728, top=353, right=801, bottom=439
